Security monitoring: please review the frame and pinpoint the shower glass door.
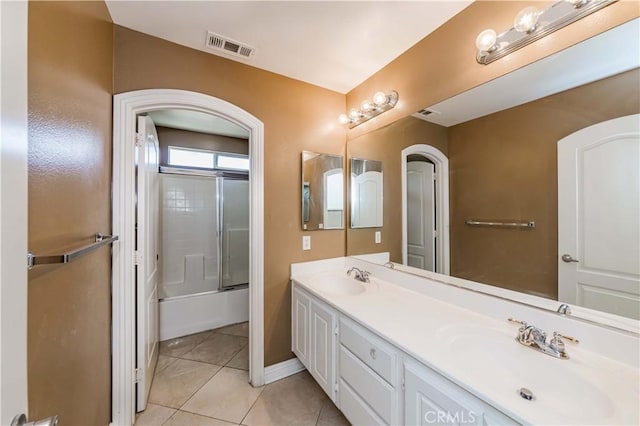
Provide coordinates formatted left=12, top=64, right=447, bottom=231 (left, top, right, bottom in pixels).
left=220, top=178, right=250, bottom=288
left=160, top=174, right=220, bottom=299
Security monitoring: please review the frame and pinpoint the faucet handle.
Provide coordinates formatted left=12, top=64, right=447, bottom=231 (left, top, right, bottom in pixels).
left=507, top=318, right=527, bottom=327
left=553, top=331, right=579, bottom=344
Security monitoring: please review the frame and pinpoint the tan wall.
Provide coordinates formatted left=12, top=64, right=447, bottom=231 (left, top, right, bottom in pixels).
left=347, top=116, right=448, bottom=260
left=27, top=2, right=113, bottom=425
left=156, top=126, right=249, bottom=165
left=448, top=68, right=640, bottom=298
left=114, top=26, right=346, bottom=366
left=346, top=1, right=639, bottom=140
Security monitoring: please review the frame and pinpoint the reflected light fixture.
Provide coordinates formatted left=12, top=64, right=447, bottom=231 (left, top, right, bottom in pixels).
left=475, top=0, right=617, bottom=65
left=339, top=90, right=399, bottom=128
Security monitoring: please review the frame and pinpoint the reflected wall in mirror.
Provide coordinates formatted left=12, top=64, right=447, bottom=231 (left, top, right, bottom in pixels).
left=350, top=158, right=383, bottom=228
left=346, top=20, right=640, bottom=321
left=301, top=151, right=344, bottom=230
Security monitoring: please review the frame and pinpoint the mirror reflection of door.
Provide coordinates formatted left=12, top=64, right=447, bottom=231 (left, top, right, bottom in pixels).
left=406, top=157, right=436, bottom=271
left=558, top=114, right=640, bottom=320
left=323, top=169, right=344, bottom=229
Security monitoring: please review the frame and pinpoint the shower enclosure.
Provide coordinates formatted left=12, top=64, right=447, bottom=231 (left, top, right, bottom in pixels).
left=158, top=168, right=249, bottom=340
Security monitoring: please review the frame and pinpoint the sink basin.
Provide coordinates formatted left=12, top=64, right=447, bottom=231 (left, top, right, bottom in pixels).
left=307, top=275, right=366, bottom=296
left=436, top=323, right=616, bottom=422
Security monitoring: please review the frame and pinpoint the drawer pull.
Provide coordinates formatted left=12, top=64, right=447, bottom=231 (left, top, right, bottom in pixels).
left=370, top=348, right=377, bottom=359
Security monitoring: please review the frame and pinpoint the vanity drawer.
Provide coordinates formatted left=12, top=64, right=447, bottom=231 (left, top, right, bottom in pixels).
left=339, top=378, right=386, bottom=426
left=339, top=316, right=397, bottom=385
left=339, top=346, right=395, bottom=424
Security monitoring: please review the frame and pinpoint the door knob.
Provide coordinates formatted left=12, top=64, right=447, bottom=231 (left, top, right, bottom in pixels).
left=561, top=254, right=579, bottom=263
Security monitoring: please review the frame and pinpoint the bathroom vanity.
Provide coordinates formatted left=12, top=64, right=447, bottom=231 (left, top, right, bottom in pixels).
left=291, top=257, right=639, bottom=425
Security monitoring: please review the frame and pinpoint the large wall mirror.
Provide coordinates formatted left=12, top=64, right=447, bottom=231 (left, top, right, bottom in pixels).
left=346, top=19, right=640, bottom=324
left=302, top=151, right=344, bottom=230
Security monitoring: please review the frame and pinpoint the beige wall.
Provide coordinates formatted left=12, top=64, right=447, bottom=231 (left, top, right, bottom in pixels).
left=113, top=26, right=347, bottom=366
left=346, top=0, right=639, bottom=140
left=27, top=2, right=113, bottom=425
left=156, top=126, right=249, bottom=165
left=448, top=68, right=640, bottom=298
left=347, top=116, right=448, bottom=259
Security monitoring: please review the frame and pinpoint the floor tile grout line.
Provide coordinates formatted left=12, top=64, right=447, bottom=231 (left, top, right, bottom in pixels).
left=174, top=363, right=226, bottom=411
left=238, top=379, right=268, bottom=426
left=168, top=406, right=243, bottom=425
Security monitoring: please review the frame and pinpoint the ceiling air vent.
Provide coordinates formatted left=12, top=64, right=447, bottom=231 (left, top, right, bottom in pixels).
left=206, top=32, right=256, bottom=59
left=412, top=108, right=440, bottom=123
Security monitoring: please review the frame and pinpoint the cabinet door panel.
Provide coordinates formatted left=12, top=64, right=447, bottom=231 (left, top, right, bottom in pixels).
left=310, top=299, right=336, bottom=400
left=292, top=287, right=310, bottom=367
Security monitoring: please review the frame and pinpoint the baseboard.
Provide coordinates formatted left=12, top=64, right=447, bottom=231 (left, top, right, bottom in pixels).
left=263, top=357, right=305, bottom=384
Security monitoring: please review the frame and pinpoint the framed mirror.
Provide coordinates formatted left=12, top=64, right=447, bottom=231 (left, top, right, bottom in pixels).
left=350, top=158, right=383, bottom=228
left=301, top=151, right=344, bottom=230
left=346, top=19, right=640, bottom=325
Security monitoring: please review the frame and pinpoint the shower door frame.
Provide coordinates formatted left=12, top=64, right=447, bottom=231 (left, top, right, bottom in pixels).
left=112, top=89, right=264, bottom=426
left=159, top=166, right=250, bottom=295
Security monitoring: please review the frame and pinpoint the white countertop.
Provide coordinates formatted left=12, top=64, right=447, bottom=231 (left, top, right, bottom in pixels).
left=292, top=269, right=640, bottom=425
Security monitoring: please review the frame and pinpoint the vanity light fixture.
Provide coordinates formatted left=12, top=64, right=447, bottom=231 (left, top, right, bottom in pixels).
left=475, top=0, right=617, bottom=65
left=339, top=90, right=399, bottom=128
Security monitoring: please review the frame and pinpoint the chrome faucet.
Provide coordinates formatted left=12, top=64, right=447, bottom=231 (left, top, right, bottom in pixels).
left=508, top=318, right=579, bottom=359
left=383, top=262, right=395, bottom=269
left=556, top=303, right=572, bottom=315
left=347, top=267, right=370, bottom=283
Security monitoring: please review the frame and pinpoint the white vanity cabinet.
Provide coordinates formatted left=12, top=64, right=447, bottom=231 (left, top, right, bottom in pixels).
left=338, top=316, right=401, bottom=425
left=404, top=360, right=518, bottom=426
left=292, top=285, right=338, bottom=401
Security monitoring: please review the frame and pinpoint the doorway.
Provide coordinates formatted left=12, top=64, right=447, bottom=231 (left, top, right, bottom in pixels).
left=112, top=89, right=264, bottom=426
left=401, top=144, right=450, bottom=274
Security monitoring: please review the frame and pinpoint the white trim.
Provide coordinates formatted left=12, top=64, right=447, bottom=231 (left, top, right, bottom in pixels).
left=401, top=144, right=450, bottom=275
left=264, top=358, right=305, bottom=384
left=0, top=1, right=29, bottom=423
left=112, top=89, right=264, bottom=426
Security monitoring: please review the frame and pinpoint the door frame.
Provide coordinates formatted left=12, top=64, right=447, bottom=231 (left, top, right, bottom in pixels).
left=401, top=144, right=450, bottom=275
left=0, top=1, right=29, bottom=423
left=112, top=89, right=264, bottom=426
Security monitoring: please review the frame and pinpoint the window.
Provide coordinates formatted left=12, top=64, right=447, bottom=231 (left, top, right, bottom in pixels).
left=216, top=154, right=249, bottom=171
left=167, top=147, right=249, bottom=171
left=168, top=147, right=214, bottom=168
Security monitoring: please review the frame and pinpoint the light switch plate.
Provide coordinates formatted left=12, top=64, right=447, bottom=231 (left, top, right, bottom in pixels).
left=302, top=235, right=311, bottom=250
left=375, top=231, right=381, bottom=244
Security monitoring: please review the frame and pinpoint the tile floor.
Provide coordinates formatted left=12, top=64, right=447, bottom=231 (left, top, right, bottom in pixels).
left=136, top=322, right=349, bottom=426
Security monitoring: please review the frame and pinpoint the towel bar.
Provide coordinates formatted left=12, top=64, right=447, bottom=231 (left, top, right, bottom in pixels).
left=27, top=233, right=118, bottom=269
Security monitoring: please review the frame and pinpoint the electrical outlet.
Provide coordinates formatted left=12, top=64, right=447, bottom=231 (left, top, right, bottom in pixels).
left=302, top=235, right=311, bottom=250
left=375, top=231, right=382, bottom=244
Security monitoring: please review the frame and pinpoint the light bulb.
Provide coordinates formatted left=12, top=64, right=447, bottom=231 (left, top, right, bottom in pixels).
left=338, top=114, right=350, bottom=124
left=475, top=29, right=497, bottom=51
left=373, top=91, right=388, bottom=106
left=349, top=108, right=361, bottom=119
left=565, top=0, right=588, bottom=7
left=361, top=100, right=373, bottom=111
left=514, top=7, right=539, bottom=33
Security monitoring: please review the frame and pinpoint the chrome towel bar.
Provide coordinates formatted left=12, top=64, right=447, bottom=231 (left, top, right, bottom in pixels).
left=465, top=220, right=535, bottom=229
left=27, top=233, right=118, bottom=269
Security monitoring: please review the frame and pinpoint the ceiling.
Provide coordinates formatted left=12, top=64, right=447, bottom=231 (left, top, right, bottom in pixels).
left=106, top=1, right=472, bottom=94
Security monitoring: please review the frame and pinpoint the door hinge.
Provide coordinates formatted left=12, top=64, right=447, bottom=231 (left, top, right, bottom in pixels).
left=135, top=132, right=144, bottom=147
left=134, top=250, right=143, bottom=265
left=135, top=367, right=143, bottom=383
left=401, top=378, right=405, bottom=391
left=433, top=229, right=438, bottom=238
left=334, top=326, right=339, bottom=336
left=334, top=382, right=339, bottom=395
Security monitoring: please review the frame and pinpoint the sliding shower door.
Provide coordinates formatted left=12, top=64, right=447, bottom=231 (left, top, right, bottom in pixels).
left=221, top=179, right=249, bottom=288
left=160, top=174, right=220, bottom=299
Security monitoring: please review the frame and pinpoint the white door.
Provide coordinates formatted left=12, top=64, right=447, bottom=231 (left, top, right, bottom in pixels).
left=406, top=161, right=436, bottom=271
left=136, top=116, right=160, bottom=411
left=558, top=114, right=640, bottom=319
left=351, top=171, right=383, bottom=228
left=0, top=1, right=29, bottom=423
